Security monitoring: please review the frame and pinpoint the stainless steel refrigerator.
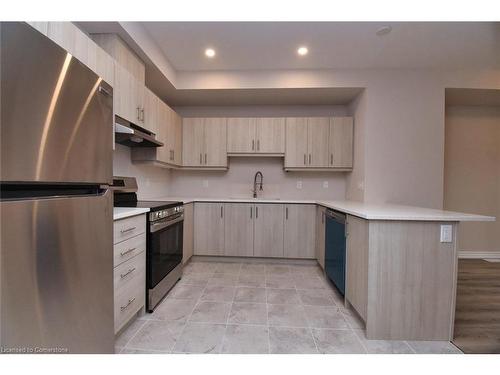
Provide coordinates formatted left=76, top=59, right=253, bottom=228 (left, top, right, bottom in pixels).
left=0, top=22, right=114, bottom=353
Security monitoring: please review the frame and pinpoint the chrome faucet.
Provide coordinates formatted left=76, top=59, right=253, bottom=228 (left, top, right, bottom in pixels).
left=253, top=171, right=263, bottom=198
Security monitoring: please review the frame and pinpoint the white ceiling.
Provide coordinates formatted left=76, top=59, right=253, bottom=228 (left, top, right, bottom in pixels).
left=142, top=22, right=500, bottom=71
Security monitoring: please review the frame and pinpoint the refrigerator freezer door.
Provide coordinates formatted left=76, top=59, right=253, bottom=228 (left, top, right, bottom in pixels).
left=0, top=190, right=114, bottom=353
left=0, top=22, right=113, bottom=184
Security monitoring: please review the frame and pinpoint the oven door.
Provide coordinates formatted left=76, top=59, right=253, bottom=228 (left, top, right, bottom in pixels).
left=147, top=214, right=184, bottom=289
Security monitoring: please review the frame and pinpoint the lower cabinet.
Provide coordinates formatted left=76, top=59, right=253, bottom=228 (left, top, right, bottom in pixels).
left=253, top=204, right=284, bottom=258
left=283, top=204, right=316, bottom=259
left=224, top=203, right=254, bottom=256
left=193, top=202, right=225, bottom=255
left=315, top=206, right=326, bottom=269
left=113, top=214, right=146, bottom=334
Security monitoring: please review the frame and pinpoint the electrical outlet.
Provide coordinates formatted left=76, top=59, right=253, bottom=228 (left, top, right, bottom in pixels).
left=440, top=225, right=453, bottom=243
left=296, top=181, right=303, bottom=189
left=323, top=181, right=329, bottom=189
left=202, top=180, right=209, bottom=188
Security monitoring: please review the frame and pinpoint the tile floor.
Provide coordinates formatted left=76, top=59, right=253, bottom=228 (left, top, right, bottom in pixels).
left=115, top=258, right=462, bottom=354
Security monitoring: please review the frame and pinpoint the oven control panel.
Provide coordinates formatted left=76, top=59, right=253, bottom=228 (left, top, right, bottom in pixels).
left=150, top=206, right=183, bottom=222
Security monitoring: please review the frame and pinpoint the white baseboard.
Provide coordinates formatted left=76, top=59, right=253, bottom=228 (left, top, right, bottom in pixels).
left=458, top=251, right=500, bottom=259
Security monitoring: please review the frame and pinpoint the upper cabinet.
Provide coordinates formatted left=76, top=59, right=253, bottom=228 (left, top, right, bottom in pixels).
left=114, top=63, right=145, bottom=127
left=182, top=118, right=227, bottom=169
left=227, top=117, right=284, bottom=155
left=285, top=117, right=353, bottom=170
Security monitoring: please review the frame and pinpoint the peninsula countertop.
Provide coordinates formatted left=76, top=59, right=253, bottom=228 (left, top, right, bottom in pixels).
left=151, top=197, right=495, bottom=222
left=113, top=207, right=150, bottom=221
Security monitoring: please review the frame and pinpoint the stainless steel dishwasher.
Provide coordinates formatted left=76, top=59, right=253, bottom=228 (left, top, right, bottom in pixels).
left=324, top=210, right=347, bottom=295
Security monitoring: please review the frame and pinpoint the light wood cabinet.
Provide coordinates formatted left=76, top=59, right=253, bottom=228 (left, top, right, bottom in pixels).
left=194, top=203, right=225, bottom=255
left=315, top=206, right=326, bottom=270
left=182, top=118, right=227, bottom=168
left=172, top=111, right=183, bottom=166
left=307, top=117, right=330, bottom=167
left=227, top=117, right=284, bottom=155
left=183, top=203, right=194, bottom=264
left=224, top=204, right=254, bottom=257
left=283, top=204, right=316, bottom=259
left=285, top=117, right=353, bottom=170
left=255, top=118, right=285, bottom=154
left=47, top=22, right=89, bottom=65
left=95, top=47, right=115, bottom=86
left=227, top=118, right=256, bottom=153
left=285, top=117, right=309, bottom=168
left=253, top=204, right=284, bottom=258
left=143, top=88, right=159, bottom=134
left=114, top=63, right=144, bottom=126
left=329, top=117, right=353, bottom=168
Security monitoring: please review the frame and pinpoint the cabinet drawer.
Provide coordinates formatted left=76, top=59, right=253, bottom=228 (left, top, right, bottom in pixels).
left=113, top=233, right=146, bottom=267
left=114, top=281, right=144, bottom=333
left=113, top=214, right=146, bottom=244
left=114, top=250, right=146, bottom=293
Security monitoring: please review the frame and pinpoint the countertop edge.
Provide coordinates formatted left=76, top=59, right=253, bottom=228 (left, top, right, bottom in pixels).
left=113, top=207, right=150, bottom=221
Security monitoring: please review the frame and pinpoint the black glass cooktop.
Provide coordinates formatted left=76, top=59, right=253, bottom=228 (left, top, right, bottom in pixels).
left=114, top=199, right=182, bottom=211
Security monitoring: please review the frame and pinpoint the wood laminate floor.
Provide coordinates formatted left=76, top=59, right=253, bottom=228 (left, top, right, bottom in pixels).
left=453, top=259, right=500, bottom=354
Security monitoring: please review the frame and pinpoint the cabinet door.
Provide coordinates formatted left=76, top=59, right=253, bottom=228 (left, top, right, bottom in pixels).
left=329, top=117, right=353, bottom=168
left=284, top=205, right=316, bottom=259
left=227, top=118, right=256, bottom=153
left=95, top=47, right=115, bottom=86
left=114, top=63, right=142, bottom=125
left=204, top=118, right=227, bottom=167
left=224, top=204, right=254, bottom=257
left=47, top=22, right=88, bottom=66
left=155, top=101, right=170, bottom=163
left=194, top=203, right=225, bottom=255
left=255, top=118, right=285, bottom=154
left=143, top=88, right=159, bottom=134
left=183, top=203, right=194, bottom=264
left=285, top=118, right=308, bottom=168
left=307, top=117, right=330, bottom=167
left=173, top=112, right=183, bottom=166
left=315, top=206, right=326, bottom=269
left=254, top=204, right=284, bottom=258
left=27, top=22, right=49, bottom=35
left=182, top=118, right=205, bottom=166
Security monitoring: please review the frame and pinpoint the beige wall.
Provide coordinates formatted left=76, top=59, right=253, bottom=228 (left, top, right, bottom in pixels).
left=444, top=106, right=500, bottom=252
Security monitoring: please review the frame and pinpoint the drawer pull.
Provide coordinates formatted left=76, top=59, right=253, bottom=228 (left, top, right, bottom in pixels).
left=120, top=298, right=136, bottom=311
left=120, top=226, right=136, bottom=234
left=120, top=267, right=136, bottom=279
left=120, top=247, right=136, bottom=257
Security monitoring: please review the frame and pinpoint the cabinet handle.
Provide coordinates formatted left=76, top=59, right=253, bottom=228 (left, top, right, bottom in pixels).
left=285, top=207, right=288, bottom=220
left=199, top=153, right=202, bottom=165
left=303, top=154, right=306, bottom=165
left=120, top=267, right=136, bottom=279
left=120, top=297, right=136, bottom=311
left=120, top=247, right=136, bottom=257
left=120, top=226, right=136, bottom=234
left=256, top=206, right=258, bottom=219
left=141, top=108, right=145, bottom=122
left=205, top=153, right=207, bottom=164
left=257, top=140, right=260, bottom=151
left=221, top=206, right=223, bottom=218
left=309, top=154, right=312, bottom=165
left=330, top=153, right=333, bottom=165
left=136, top=107, right=141, bottom=121
left=252, top=139, right=255, bottom=151
left=250, top=206, right=253, bottom=219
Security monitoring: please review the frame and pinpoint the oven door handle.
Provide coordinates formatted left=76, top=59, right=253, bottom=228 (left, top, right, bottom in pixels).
left=150, top=215, right=184, bottom=233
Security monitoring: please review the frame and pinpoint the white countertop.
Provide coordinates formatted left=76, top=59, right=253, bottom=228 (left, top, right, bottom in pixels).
left=113, top=207, right=150, bottom=220
left=152, top=197, right=495, bottom=222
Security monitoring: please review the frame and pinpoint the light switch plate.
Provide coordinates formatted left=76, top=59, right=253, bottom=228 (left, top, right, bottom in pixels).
left=440, top=224, right=453, bottom=243
left=296, top=181, right=303, bottom=189
left=323, top=181, right=329, bottom=188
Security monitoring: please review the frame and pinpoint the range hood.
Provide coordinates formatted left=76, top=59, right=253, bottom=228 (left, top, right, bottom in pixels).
left=114, top=116, right=163, bottom=147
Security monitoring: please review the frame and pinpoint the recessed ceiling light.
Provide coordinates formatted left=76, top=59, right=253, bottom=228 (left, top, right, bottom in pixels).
left=376, top=26, right=392, bottom=36
left=297, top=46, right=308, bottom=56
left=205, top=48, right=216, bottom=58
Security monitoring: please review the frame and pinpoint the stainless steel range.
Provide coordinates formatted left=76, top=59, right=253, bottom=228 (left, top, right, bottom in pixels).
left=111, top=177, right=183, bottom=312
